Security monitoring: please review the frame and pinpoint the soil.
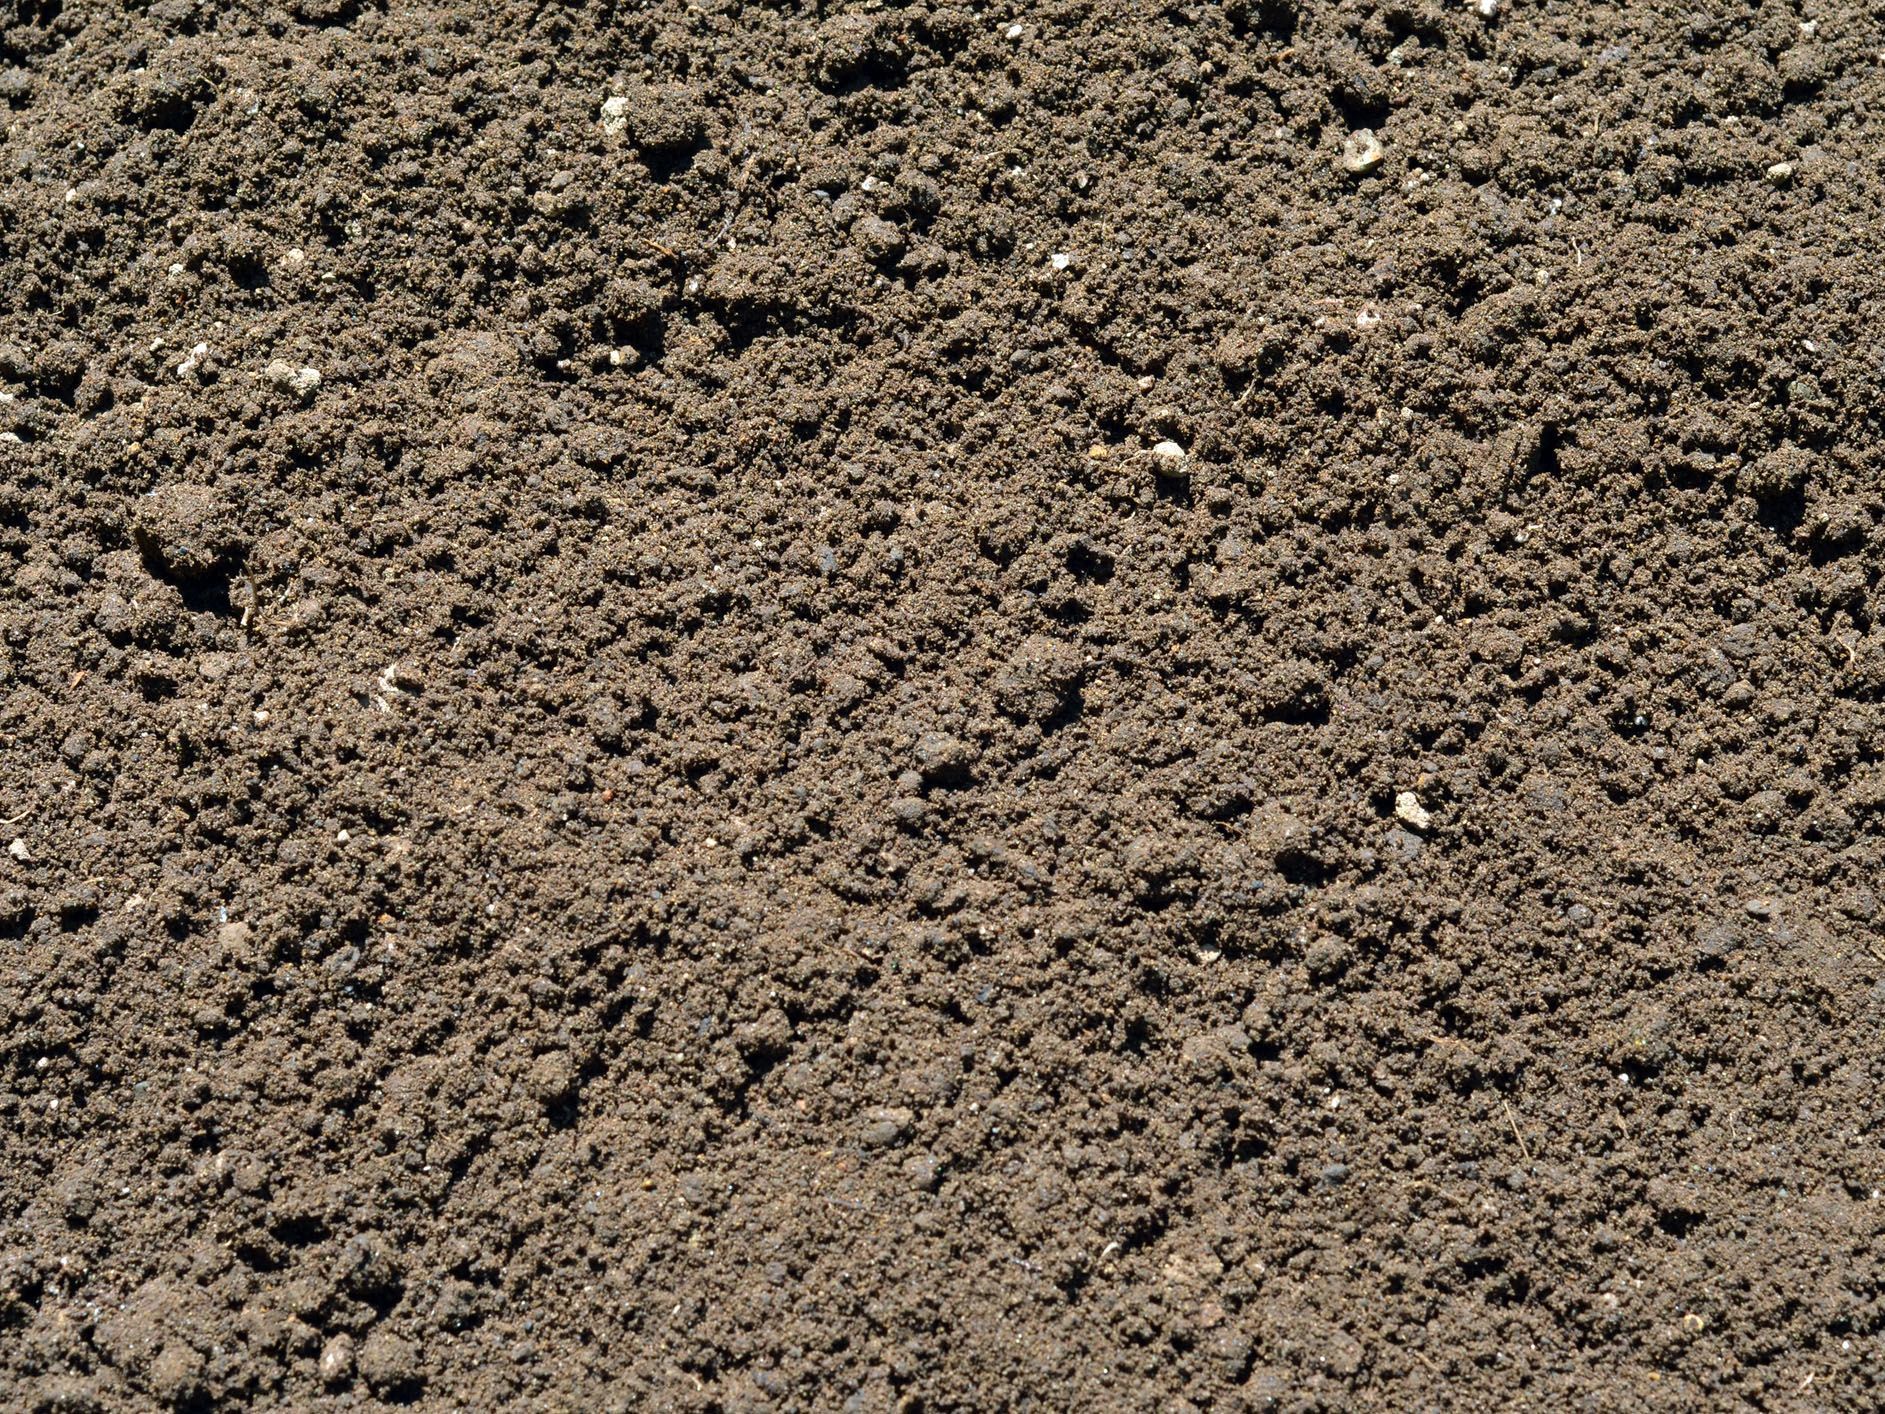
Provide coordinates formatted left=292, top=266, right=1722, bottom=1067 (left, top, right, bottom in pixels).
left=4, top=0, right=1885, bottom=1408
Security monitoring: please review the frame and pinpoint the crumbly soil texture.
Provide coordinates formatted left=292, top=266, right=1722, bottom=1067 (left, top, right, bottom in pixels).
left=4, top=0, right=1885, bottom=1409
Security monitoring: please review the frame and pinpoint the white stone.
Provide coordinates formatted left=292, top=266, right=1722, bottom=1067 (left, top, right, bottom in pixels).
left=1394, top=791, right=1433, bottom=831
left=1342, top=129, right=1385, bottom=175
left=1151, top=440, right=1188, bottom=474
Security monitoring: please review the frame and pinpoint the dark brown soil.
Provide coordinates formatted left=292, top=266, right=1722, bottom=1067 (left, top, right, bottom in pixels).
left=5, top=0, right=1885, bottom=1408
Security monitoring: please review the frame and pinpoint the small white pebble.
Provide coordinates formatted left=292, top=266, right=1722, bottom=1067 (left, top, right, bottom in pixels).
left=1766, top=161, right=1794, bottom=183
left=1355, top=309, right=1380, bottom=330
left=598, top=94, right=630, bottom=137
left=284, top=247, right=306, bottom=267
left=6, top=838, right=29, bottom=862
left=1151, top=440, right=1188, bottom=474
left=252, top=709, right=271, bottom=725
left=1005, top=23, right=1024, bottom=40
left=335, top=829, right=350, bottom=843
left=1394, top=791, right=1433, bottom=832
left=1342, top=129, right=1385, bottom=175
left=1050, top=251, right=1071, bottom=271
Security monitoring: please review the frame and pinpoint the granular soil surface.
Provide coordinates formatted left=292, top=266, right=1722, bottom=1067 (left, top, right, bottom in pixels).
left=5, top=0, right=1885, bottom=1408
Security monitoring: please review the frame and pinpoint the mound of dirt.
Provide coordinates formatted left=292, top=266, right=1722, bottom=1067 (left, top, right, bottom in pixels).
left=4, top=0, right=1885, bottom=1408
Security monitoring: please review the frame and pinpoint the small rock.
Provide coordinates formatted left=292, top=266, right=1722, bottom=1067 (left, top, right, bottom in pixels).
left=858, top=1105, right=914, bottom=1147
left=318, top=1334, right=355, bottom=1387
left=1150, top=440, right=1189, bottom=476
left=1766, top=161, right=1794, bottom=184
left=598, top=94, right=631, bottom=137
left=6, top=837, right=29, bottom=862
left=1341, top=129, right=1385, bottom=176
left=1393, top=791, right=1433, bottom=832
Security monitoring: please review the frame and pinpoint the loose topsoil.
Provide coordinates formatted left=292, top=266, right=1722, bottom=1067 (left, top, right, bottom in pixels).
left=5, top=0, right=1885, bottom=1408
